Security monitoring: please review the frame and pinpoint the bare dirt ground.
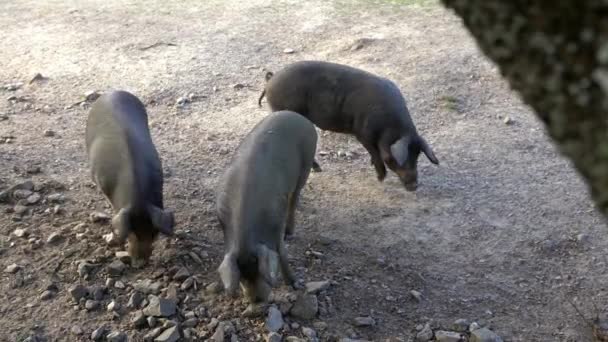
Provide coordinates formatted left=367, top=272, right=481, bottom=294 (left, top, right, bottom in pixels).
left=1, top=0, right=608, bottom=341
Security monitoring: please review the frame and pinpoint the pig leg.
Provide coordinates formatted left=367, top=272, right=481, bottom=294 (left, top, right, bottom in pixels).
left=360, top=140, right=387, bottom=181
left=285, top=192, right=296, bottom=237
left=312, top=160, right=322, bottom=172
left=278, top=241, right=298, bottom=288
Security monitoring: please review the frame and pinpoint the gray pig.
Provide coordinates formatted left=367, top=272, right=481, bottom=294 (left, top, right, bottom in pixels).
left=258, top=60, right=439, bottom=191
left=86, top=90, right=174, bottom=263
left=215, top=111, right=317, bottom=303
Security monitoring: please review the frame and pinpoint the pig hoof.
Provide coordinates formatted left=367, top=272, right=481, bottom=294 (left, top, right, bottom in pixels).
left=242, top=303, right=267, bottom=318
left=312, top=160, right=322, bottom=172
left=284, top=233, right=295, bottom=241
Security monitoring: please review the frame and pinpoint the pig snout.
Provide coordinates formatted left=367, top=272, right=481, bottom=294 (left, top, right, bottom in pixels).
left=395, top=168, right=418, bottom=192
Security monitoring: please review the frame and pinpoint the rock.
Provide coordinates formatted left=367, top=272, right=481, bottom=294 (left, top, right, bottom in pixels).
left=106, top=331, right=128, bottom=342
left=85, top=91, right=101, bottom=102
left=103, top=233, right=120, bottom=245
left=148, top=316, right=157, bottom=328
left=40, top=290, right=54, bottom=300
left=13, top=228, right=29, bottom=238
left=85, top=299, right=100, bottom=311
left=176, top=96, right=190, bottom=106
left=155, top=326, right=180, bottom=342
left=14, top=204, right=28, bottom=215
left=4, top=263, right=20, bottom=273
left=266, top=305, right=284, bottom=332
left=46, top=232, right=63, bottom=245
left=173, top=267, right=190, bottom=281
left=353, top=316, right=375, bottom=327
left=107, top=300, right=120, bottom=312
left=182, top=317, right=199, bottom=328
left=115, top=280, right=126, bottom=289
left=576, top=233, right=591, bottom=245
left=285, top=337, right=305, bottom=342
left=283, top=48, right=295, bottom=54
left=132, top=310, right=148, bottom=328
left=115, top=251, right=131, bottom=264
left=313, top=321, right=328, bottom=331
left=90, top=211, right=111, bottom=223
left=266, top=332, right=282, bottom=342
left=143, top=296, right=177, bottom=317
left=26, top=193, right=41, bottom=204
left=128, top=291, right=145, bottom=308
left=165, top=283, right=179, bottom=302
left=69, top=284, right=89, bottom=301
left=135, top=279, right=163, bottom=294
left=4, top=82, right=23, bottom=91
left=290, top=294, right=318, bottom=320
left=305, top=280, right=330, bottom=294
left=416, top=323, right=433, bottom=341
left=77, top=261, right=95, bottom=278
left=71, top=325, right=84, bottom=335
left=13, top=189, right=33, bottom=200
left=470, top=328, right=503, bottom=342
left=503, top=115, right=513, bottom=125
left=144, top=327, right=163, bottom=341
left=107, top=260, right=126, bottom=276
left=233, top=83, right=246, bottom=90
left=29, top=73, right=46, bottom=84
left=470, top=322, right=481, bottom=331
left=453, top=319, right=470, bottom=332
left=435, top=330, right=464, bottom=342
left=410, top=290, right=423, bottom=302
left=91, top=326, right=108, bottom=341
left=181, top=277, right=195, bottom=291
left=46, top=193, right=64, bottom=203
left=205, top=281, right=224, bottom=295
left=302, top=327, right=317, bottom=339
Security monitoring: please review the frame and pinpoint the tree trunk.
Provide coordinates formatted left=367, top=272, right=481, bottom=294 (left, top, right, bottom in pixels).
left=440, top=0, right=608, bottom=217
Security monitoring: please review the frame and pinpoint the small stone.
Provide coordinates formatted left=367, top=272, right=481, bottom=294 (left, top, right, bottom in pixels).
left=85, top=299, right=100, bottom=311
left=69, top=284, right=89, bottom=301
left=470, top=322, right=481, bottom=331
left=143, top=296, right=177, bottom=317
left=313, top=321, right=328, bottom=331
left=90, top=211, right=111, bottom=223
left=85, top=91, right=101, bottom=102
left=176, top=96, right=190, bottom=106
left=71, top=325, right=84, bottom=335
left=305, top=281, right=331, bottom=294
left=148, top=316, right=158, bottom=328
left=145, top=327, right=164, bottom=341
left=266, top=305, right=284, bottom=332
left=131, top=310, right=148, bottom=328
left=46, top=232, right=63, bottom=245
left=416, top=323, right=433, bottom=341
left=410, top=290, right=423, bottom=302
left=353, top=316, right=375, bottom=327
left=285, top=337, right=304, bottom=342
left=135, top=279, right=163, bottom=294
left=29, top=73, right=46, bottom=84
left=206, top=281, right=224, bottom=295
left=453, top=319, right=470, bottom=332
left=4, top=82, right=23, bottom=91
left=26, top=193, right=41, bottom=204
left=165, top=283, right=179, bottom=302
left=302, top=327, right=317, bottom=339
left=43, top=130, right=56, bottom=137
left=108, top=260, right=126, bottom=276
left=103, top=233, right=120, bottom=245
left=91, top=326, right=108, bottom=341
left=290, top=294, right=318, bottom=320
left=503, top=115, right=513, bottom=125
left=40, top=290, right=54, bottom=300
left=181, top=277, right=195, bottom=291
left=106, top=331, right=128, bottom=342
left=107, top=300, right=120, bottom=312
left=78, top=261, right=95, bottom=278
left=182, top=317, right=199, bottom=328
left=576, top=233, right=591, bottom=244
left=155, top=326, right=179, bottom=342
left=233, top=83, right=246, bottom=90
left=173, top=267, right=190, bottom=281
left=115, top=251, right=131, bottom=264
left=435, top=331, right=464, bottom=342
left=13, top=228, right=29, bottom=238
left=46, top=193, right=64, bottom=203
left=114, top=280, right=126, bottom=289
left=13, top=205, right=28, bottom=215
left=470, top=327, right=503, bottom=342
left=283, top=48, right=295, bottom=54
left=208, top=318, right=220, bottom=330
left=128, top=291, right=145, bottom=308
left=4, top=263, right=21, bottom=273
left=266, top=332, right=282, bottom=342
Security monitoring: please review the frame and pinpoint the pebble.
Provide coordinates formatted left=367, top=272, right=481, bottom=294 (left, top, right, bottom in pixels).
left=107, top=300, right=120, bottom=312
left=114, top=280, right=126, bottom=289
left=266, top=305, right=284, bottom=332
left=26, top=193, right=41, bottom=204
left=4, top=263, right=21, bottom=273
left=14, top=204, right=28, bottom=215
left=283, top=48, right=295, bottom=54
left=416, top=323, right=433, bottom=341
left=144, top=327, right=163, bottom=341
left=115, top=251, right=131, bottom=264
left=148, top=316, right=157, bottom=328
left=106, top=331, right=128, bottom=342
left=503, top=115, right=513, bottom=125
left=470, top=327, right=503, bottom=342
left=78, top=261, right=95, bottom=278
left=135, top=279, right=163, bottom=294
left=91, top=326, right=108, bottom=341
left=46, top=232, right=63, bottom=245
left=470, top=322, right=481, bottom=331
left=175, top=96, right=190, bottom=106
left=40, top=290, right=54, bottom=300
left=69, top=284, right=89, bottom=301
left=266, top=332, right=282, bottom=342
left=181, top=277, right=195, bottom=290
left=46, top=193, right=64, bottom=203
left=143, top=296, right=177, bottom=317
left=131, top=310, right=148, bottom=328
left=85, top=299, right=100, bottom=311
left=453, top=318, right=470, bottom=332
left=13, top=228, right=29, bottom=238
left=107, top=260, right=126, bottom=276
left=410, top=290, right=423, bottom=302
left=104, top=233, right=120, bottom=246
left=302, top=327, right=317, bottom=339
left=71, top=325, right=84, bottom=335
left=205, top=281, right=224, bottom=295
left=435, top=330, right=464, bottom=342
left=90, top=211, right=111, bottom=223
left=155, top=326, right=180, bottom=342
left=305, top=280, right=331, bottom=294
left=128, top=291, right=145, bottom=308
left=313, top=321, right=328, bottom=331
left=290, top=294, right=318, bottom=320
left=173, top=267, right=190, bottom=281
left=4, top=82, right=23, bottom=91
left=43, top=129, right=55, bottom=137
left=353, top=316, right=375, bottom=327
left=182, top=317, right=199, bottom=328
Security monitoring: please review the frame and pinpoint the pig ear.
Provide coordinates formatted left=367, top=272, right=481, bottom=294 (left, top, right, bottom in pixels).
left=257, top=245, right=279, bottom=286
left=148, top=205, right=175, bottom=236
left=218, top=253, right=240, bottom=297
left=112, top=208, right=130, bottom=242
left=418, top=137, right=439, bottom=165
left=389, top=137, right=409, bottom=167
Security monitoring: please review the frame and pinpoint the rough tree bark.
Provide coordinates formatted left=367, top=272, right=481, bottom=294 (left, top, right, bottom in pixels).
left=440, top=0, right=608, bottom=217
